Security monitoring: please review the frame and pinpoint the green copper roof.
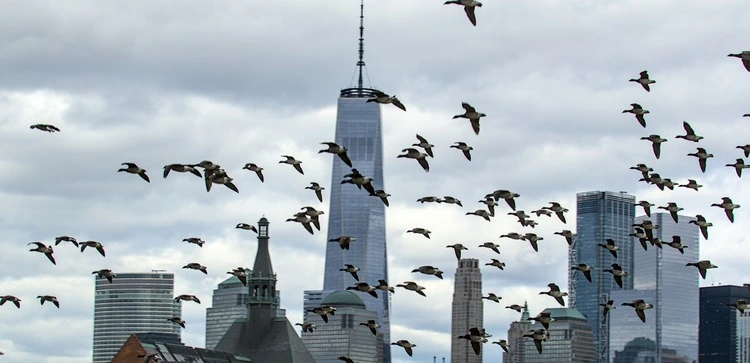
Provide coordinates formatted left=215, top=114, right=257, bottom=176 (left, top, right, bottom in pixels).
left=321, top=290, right=365, bottom=306
left=219, top=274, right=247, bottom=287
left=540, top=307, right=587, bottom=321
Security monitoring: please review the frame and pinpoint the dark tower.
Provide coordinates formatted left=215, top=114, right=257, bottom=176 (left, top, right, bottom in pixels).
left=245, top=217, right=278, bottom=341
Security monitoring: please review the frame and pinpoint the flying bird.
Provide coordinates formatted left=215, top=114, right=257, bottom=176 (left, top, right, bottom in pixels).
left=598, top=238, right=620, bottom=258
left=397, top=148, right=430, bottom=172
left=411, top=265, right=444, bottom=280
left=657, top=202, right=684, bottom=223
left=601, top=300, right=616, bottom=318
left=736, top=144, right=750, bottom=158
left=301, top=206, right=325, bottom=230
left=54, top=235, right=78, bottom=247
left=622, top=299, right=654, bottom=323
left=624, top=104, right=650, bottom=128
left=163, top=164, right=201, bottom=178
left=286, top=213, right=315, bottom=235
left=30, top=123, right=61, bottom=132
left=506, top=304, right=523, bottom=313
left=442, top=196, right=463, bottom=206
left=118, top=163, right=150, bottom=182
left=446, top=243, right=469, bottom=260
left=544, top=202, right=569, bottom=223
left=450, top=141, right=474, bottom=161
left=479, top=241, right=500, bottom=254
left=686, top=260, right=718, bottom=279
left=493, top=339, right=510, bottom=353
left=79, top=240, right=106, bottom=257
left=396, top=282, right=426, bottom=297
left=675, top=121, right=703, bottom=142
left=554, top=230, right=574, bottom=245
left=370, top=189, right=392, bottom=207
left=457, top=327, right=486, bottom=356
left=679, top=179, right=703, bottom=191
left=688, top=215, right=712, bottom=240
left=466, top=209, right=491, bottom=221
left=305, top=182, right=325, bottom=202
left=37, top=295, right=59, bottom=308
left=182, top=263, right=208, bottom=274
left=359, top=319, right=380, bottom=335
left=346, top=282, right=378, bottom=298
left=28, top=242, right=56, bottom=265
left=242, top=163, right=265, bottom=182
left=485, top=259, right=506, bottom=270
left=412, top=134, right=435, bottom=157
left=391, top=340, right=417, bottom=357
left=629, top=70, right=655, bottom=92
left=0, top=295, right=21, bottom=309
left=539, top=283, right=568, bottom=306
left=406, top=227, right=431, bottom=239
left=329, top=235, right=357, bottom=250
left=279, top=155, right=304, bottom=175
left=444, top=0, right=483, bottom=26
left=296, top=322, right=316, bottom=333
left=319, top=142, right=353, bottom=167
left=687, top=147, right=713, bottom=173
left=728, top=51, right=750, bottom=72
left=92, top=269, right=117, bottom=283
left=482, top=293, right=501, bottom=303
left=452, top=102, right=485, bottom=134
left=236, top=223, right=258, bottom=233
left=726, top=158, right=750, bottom=177
left=167, top=316, right=186, bottom=328
left=636, top=200, right=654, bottom=217
left=571, top=264, right=593, bottom=283
left=524, top=233, right=544, bottom=252
left=308, top=305, right=337, bottom=323
left=711, top=197, right=740, bottom=223
left=640, top=134, right=666, bottom=158
left=523, top=329, right=548, bottom=354
left=182, top=237, right=205, bottom=248
left=227, top=267, right=247, bottom=286
left=366, top=91, right=406, bottom=111
left=339, top=264, right=360, bottom=281
left=603, top=264, right=628, bottom=288
left=417, top=196, right=441, bottom=203
left=728, top=299, right=749, bottom=314
left=666, top=236, right=688, bottom=254
left=490, top=190, right=520, bottom=211
left=174, top=294, right=201, bottom=304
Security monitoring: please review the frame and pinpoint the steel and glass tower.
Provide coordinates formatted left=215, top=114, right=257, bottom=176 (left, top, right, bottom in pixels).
left=451, top=259, right=483, bottom=363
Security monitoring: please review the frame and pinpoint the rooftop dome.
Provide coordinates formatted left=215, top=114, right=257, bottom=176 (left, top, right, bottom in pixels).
left=540, top=307, right=587, bottom=321
left=321, top=290, right=365, bottom=307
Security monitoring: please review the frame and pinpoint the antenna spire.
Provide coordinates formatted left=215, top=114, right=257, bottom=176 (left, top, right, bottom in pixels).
left=356, top=0, right=365, bottom=91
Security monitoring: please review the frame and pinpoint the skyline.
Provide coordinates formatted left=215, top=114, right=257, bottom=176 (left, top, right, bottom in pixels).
left=1, top=1, right=750, bottom=363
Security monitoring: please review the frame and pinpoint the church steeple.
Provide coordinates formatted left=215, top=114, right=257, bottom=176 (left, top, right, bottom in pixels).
left=248, top=217, right=277, bottom=308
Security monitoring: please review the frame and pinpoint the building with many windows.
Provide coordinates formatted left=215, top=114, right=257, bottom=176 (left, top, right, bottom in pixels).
left=451, top=258, right=483, bottom=363
left=607, top=289, right=657, bottom=362
left=510, top=308, right=595, bottom=362
left=92, top=271, right=181, bottom=363
left=205, top=273, right=249, bottom=350
left=504, top=302, right=531, bottom=363
left=700, top=285, right=750, bottom=362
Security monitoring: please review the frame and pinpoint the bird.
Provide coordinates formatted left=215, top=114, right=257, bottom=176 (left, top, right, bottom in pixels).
left=603, top=264, right=628, bottom=288
left=457, top=327, right=485, bottom=356
left=666, top=236, right=688, bottom=254
left=622, top=299, right=654, bottom=323
left=376, top=280, right=396, bottom=294
left=442, top=196, right=463, bottom=206
left=640, top=134, right=666, bottom=158
left=485, top=259, right=505, bottom=270
left=539, top=283, right=568, bottom=306
left=490, top=190, right=520, bottom=211
left=417, top=196, right=441, bottom=203
left=182, top=263, right=208, bottom=274
left=339, top=264, right=360, bottom=281
left=688, top=215, right=713, bottom=240
left=226, top=267, right=247, bottom=286
left=117, top=162, right=150, bottom=182
left=0, top=295, right=21, bottom=308
left=444, top=0, right=483, bottom=26
left=242, top=163, right=265, bottom=182
left=182, top=237, right=205, bottom=248
left=493, top=339, right=510, bottom=353
left=208, top=170, right=239, bottom=193
left=737, top=144, right=750, bottom=158
left=571, top=264, right=593, bottom=283
left=686, top=260, right=718, bottom=279
left=554, top=230, right=574, bottom=245
left=528, top=312, right=555, bottom=330
left=340, top=169, right=377, bottom=194
left=466, top=209, right=491, bottom=221
left=531, top=208, right=552, bottom=218
left=726, top=158, right=750, bottom=177
left=482, top=293, right=501, bottom=303
left=636, top=201, right=654, bottom=217
left=728, top=51, right=750, bottom=72
left=167, top=316, right=186, bottom=328
left=687, top=147, right=713, bottom=173
left=296, top=322, right=316, bottom=333
left=305, top=182, right=325, bottom=202
left=629, top=70, right=655, bottom=92
left=629, top=228, right=649, bottom=251
left=679, top=179, right=703, bottom=191
left=397, top=148, right=430, bottom=172
left=452, top=102, right=485, bottom=134
left=600, top=300, right=616, bottom=317
left=630, top=163, right=653, bottom=180
left=359, top=319, right=380, bottom=335
left=406, top=227, right=431, bottom=239
left=728, top=299, right=749, bottom=314
left=163, top=164, right=201, bottom=178
left=319, top=142, right=353, bottom=167
left=478, top=241, right=500, bottom=254
left=396, top=281, right=426, bottom=297
left=675, top=121, right=703, bottom=142
left=446, top=243, right=469, bottom=260
left=633, top=219, right=660, bottom=240
left=37, top=295, right=59, bottom=308
left=450, top=142, right=474, bottom=161
left=279, top=155, right=304, bottom=174
left=366, top=90, right=406, bottom=111
left=391, top=340, right=417, bottom=357
left=329, top=235, right=357, bottom=250
left=658, top=202, right=684, bottom=223
left=412, top=134, right=435, bottom=157
left=54, top=235, right=78, bottom=247
left=412, top=265, right=444, bottom=279
left=506, top=304, right=523, bottom=313
left=625, top=104, right=650, bottom=128
left=28, top=242, right=56, bottom=265
left=236, top=223, right=258, bottom=233
left=92, top=269, right=116, bottom=283
left=30, top=123, right=61, bottom=132
left=711, top=197, right=741, bottom=223
left=138, top=353, right=161, bottom=363
left=308, top=306, right=337, bottom=323
left=337, top=357, right=354, bottom=363
left=524, top=233, right=543, bottom=252
left=346, top=282, right=378, bottom=298
left=174, top=294, right=201, bottom=304
left=369, top=189, right=391, bottom=207
left=523, top=329, right=548, bottom=354
left=598, top=238, right=619, bottom=258
left=301, top=206, right=325, bottom=230
left=544, top=202, right=569, bottom=223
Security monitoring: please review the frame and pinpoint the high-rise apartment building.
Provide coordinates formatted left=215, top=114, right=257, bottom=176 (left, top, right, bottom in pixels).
left=508, top=308, right=596, bottom=363
left=700, top=285, right=750, bottom=362
left=92, top=272, right=181, bottom=363
left=205, top=273, right=249, bottom=350
left=570, top=191, right=635, bottom=363
left=504, top=302, right=531, bottom=363
left=451, top=258, right=483, bottom=363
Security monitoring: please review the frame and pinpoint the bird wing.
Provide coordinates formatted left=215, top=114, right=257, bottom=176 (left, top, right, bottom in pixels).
left=699, top=158, right=707, bottom=173
left=534, top=339, right=543, bottom=354
left=683, top=121, right=696, bottom=135
left=698, top=266, right=707, bottom=279
left=471, top=340, right=480, bottom=355
left=405, top=346, right=413, bottom=357
left=302, top=221, right=314, bottom=235
left=315, top=189, right=323, bottom=203
left=338, top=152, right=353, bottom=167
left=29, top=242, right=45, bottom=248
left=743, top=59, right=750, bottom=72
left=351, top=271, right=359, bottom=281
left=224, top=182, right=239, bottom=193
left=417, top=157, right=430, bottom=172
left=163, top=166, right=171, bottom=178
left=636, top=114, right=646, bottom=127
left=529, top=240, right=538, bottom=252
left=462, top=149, right=472, bottom=161
left=636, top=309, right=646, bottom=323
left=470, top=119, right=480, bottom=135
left=462, top=102, right=475, bottom=113
left=614, top=275, right=623, bottom=288
left=255, top=170, right=265, bottom=182
left=583, top=270, right=592, bottom=282
left=96, top=245, right=106, bottom=257
left=556, top=211, right=566, bottom=223
left=122, top=162, right=137, bottom=168
left=640, top=71, right=649, bottom=78
left=652, top=142, right=661, bottom=159
left=555, top=296, right=565, bottom=306
left=726, top=208, right=735, bottom=223
left=294, top=163, right=304, bottom=175
left=392, top=98, right=407, bottom=111
left=45, top=253, right=56, bottom=265
left=416, top=134, right=428, bottom=143
left=464, top=6, right=477, bottom=26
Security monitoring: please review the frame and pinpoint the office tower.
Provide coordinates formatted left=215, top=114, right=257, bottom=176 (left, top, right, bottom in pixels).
left=607, top=289, right=657, bottom=362
left=570, top=191, right=635, bottom=363
left=301, top=290, right=379, bottom=362
left=504, top=302, right=531, bottom=363
left=451, top=258, right=484, bottom=363
left=511, top=308, right=596, bottom=363
left=215, top=217, right=316, bottom=362
left=700, top=285, right=750, bottom=362
left=205, top=272, right=249, bottom=350
left=92, top=271, right=181, bottom=363
left=312, top=1, right=391, bottom=361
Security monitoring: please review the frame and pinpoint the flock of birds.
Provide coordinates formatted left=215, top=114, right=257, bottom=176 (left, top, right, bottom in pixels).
left=5, top=2, right=750, bottom=362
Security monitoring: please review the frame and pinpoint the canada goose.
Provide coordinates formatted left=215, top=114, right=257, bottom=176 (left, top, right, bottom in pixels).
left=450, top=141, right=474, bottom=161
left=666, top=236, right=688, bottom=254
left=444, top=0, right=483, bottom=26
left=392, top=340, right=418, bottom=357
left=624, top=104, right=650, bottom=127
left=0, top=295, right=21, bottom=308
left=506, top=304, right=522, bottom=313
left=524, top=219, right=538, bottom=229
left=688, top=214, right=712, bottom=240
left=341, top=169, right=377, bottom=195
left=598, top=239, right=619, bottom=258
left=523, top=329, right=548, bottom=354
left=686, top=260, right=718, bottom=279
left=359, top=319, right=380, bottom=335
left=296, top=322, right=316, bottom=333
left=571, top=264, right=593, bottom=283
left=284, top=214, right=312, bottom=236
left=630, top=163, right=653, bottom=179
left=236, top=223, right=258, bottom=233
left=629, top=228, right=649, bottom=251
left=30, top=123, right=61, bottom=132
left=301, top=206, right=325, bottom=230
left=508, top=210, right=529, bottom=221
left=339, top=264, right=360, bottom=281
left=117, top=162, right=150, bottom=182
left=54, top=235, right=78, bottom=247
left=369, top=189, right=391, bottom=206
left=442, top=196, right=463, bottom=206
left=499, top=232, right=526, bottom=241
left=452, top=102, right=486, bottom=134
left=629, top=70, right=655, bottom=92
left=407, top=227, right=431, bottom=239
left=466, top=209, right=491, bottom=221
left=524, top=233, right=544, bottom=252
left=600, top=300, right=616, bottom=318
left=544, top=202, right=569, bottom=223
left=457, top=327, right=485, bottom=356
left=486, top=259, right=506, bottom=270
left=167, top=316, right=186, bottom=328
left=640, top=134, right=666, bottom=158
left=337, top=357, right=354, bottom=363
left=650, top=237, right=664, bottom=249
left=182, top=237, right=205, bottom=248
left=687, top=147, right=713, bottom=173
left=539, top=283, right=567, bottom=306
left=528, top=312, right=555, bottom=330
left=279, top=155, right=304, bottom=175
left=226, top=267, right=247, bottom=286
left=92, top=269, right=117, bottom=283
left=182, top=263, right=208, bottom=274
left=636, top=201, right=654, bottom=217
left=208, top=171, right=239, bottom=193
left=328, top=235, right=357, bottom=250
left=366, top=91, right=406, bottom=111
left=446, top=243, right=469, bottom=260
left=412, top=265, right=444, bottom=279
left=482, top=293, right=501, bottom=303
left=163, top=164, right=201, bottom=179
left=319, top=142, right=353, bottom=167
left=711, top=197, right=741, bottom=223
left=728, top=299, right=748, bottom=314
left=376, top=279, right=396, bottom=294
left=633, top=220, right=659, bottom=240
left=728, top=51, right=750, bottom=72
left=346, top=282, right=378, bottom=298
left=397, top=148, right=430, bottom=172
left=417, top=196, right=441, bottom=203
left=308, top=305, right=337, bottom=323
left=676, top=121, right=703, bottom=142
left=726, top=158, right=750, bottom=177
left=679, top=179, right=703, bottom=191
left=531, top=208, right=552, bottom=218
left=554, top=230, right=574, bottom=245
left=242, top=163, right=265, bottom=182
left=493, top=339, right=509, bottom=353
left=28, top=242, right=56, bottom=265
left=174, top=294, right=201, bottom=304
left=479, top=242, right=501, bottom=254
left=737, top=144, right=750, bottom=158
left=305, top=182, right=325, bottom=202
left=37, top=295, right=59, bottom=308
left=622, top=299, right=654, bottom=323
left=490, top=190, right=520, bottom=211
left=603, top=264, right=628, bottom=288
left=658, top=202, right=684, bottom=223
left=396, top=281, right=426, bottom=297
left=412, top=134, right=435, bottom=157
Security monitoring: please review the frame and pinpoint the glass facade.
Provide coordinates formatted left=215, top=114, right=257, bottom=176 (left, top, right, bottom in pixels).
left=92, top=272, right=181, bottom=363
left=571, top=191, right=635, bottom=362
left=321, top=95, right=390, bottom=361
left=699, top=285, right=750, bottom=362
left=205, top=274, right=249, bottom=350
left=608, top=289, right=658, bottom=362
left=504, top=304, right=531, bottom=363
left=451, top=259, right=483, bottom=363
left=511, top=308, right=595, bottom=363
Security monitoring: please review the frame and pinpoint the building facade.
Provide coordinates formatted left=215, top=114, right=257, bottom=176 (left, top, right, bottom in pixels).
left=700, top=285, right=750, bottom=362
left=205, top=273, right=250, bottom=350
left=504, top=302, right=531, bottom=363
left=571, top=191, right=635, bottom=362
left=514, top=308, right=596, bottom=363
left=92, top=272, right=181, bottom=363
left=451, top=258, right=483, bottom=363
left=607, top=289, right=657, bottom=362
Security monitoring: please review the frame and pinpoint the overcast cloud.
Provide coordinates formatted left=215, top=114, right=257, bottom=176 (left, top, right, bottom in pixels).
left=1, top=1, right=750, bottom=362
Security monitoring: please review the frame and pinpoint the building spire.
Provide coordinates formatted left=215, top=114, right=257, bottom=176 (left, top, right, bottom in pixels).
left=356, top=0, right=365, bottom=90
left=521, top=300, right=530, bottom=321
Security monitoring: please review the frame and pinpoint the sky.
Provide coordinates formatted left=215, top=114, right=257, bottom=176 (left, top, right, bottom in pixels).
left=1, top=0, right=749, bottom=362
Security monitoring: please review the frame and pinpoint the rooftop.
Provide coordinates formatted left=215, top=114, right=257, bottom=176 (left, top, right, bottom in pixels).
left=540, top=307, right=587, bottom=321
left=321, top=290, right=365, bottom=307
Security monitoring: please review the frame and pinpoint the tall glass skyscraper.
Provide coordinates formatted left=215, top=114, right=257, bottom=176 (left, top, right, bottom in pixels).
left=451, top=258, right=483, bottom=363
left=700, top=285, right=750, bottom=362
left=607, top=289, right=657, bottom=362
left=570, top=191, right=635, bottom=363
left=205, top=273, right=249, bottom=350
left=92, top=272, right=181, bottom=363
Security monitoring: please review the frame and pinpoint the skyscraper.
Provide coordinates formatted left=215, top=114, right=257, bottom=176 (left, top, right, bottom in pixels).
left=607, top=289, right=658, bottom=362
left=700, top=285, right=750, bottom=362
left=570, top=191, right=635, bottom=363
left=205, top=273, right=249, bottom=350
left=504, top=302, right=531, bottom=363
left=92, top=271, right=181, bottom=363
left=451, top=258, right=483, bottom=363
left=508, top=308, right=596, bottom=363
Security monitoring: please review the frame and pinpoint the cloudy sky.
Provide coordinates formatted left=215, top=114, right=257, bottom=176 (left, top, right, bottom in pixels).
left=1, top=0, right=749, bottom=362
